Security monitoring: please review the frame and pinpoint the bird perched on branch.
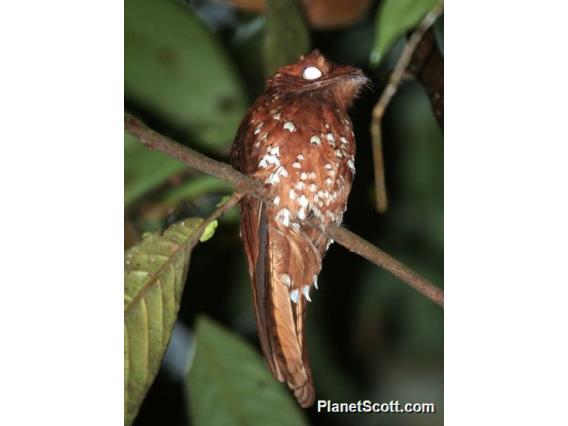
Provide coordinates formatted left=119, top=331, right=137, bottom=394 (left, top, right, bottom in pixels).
left=231, top=50, right=368, bottom=407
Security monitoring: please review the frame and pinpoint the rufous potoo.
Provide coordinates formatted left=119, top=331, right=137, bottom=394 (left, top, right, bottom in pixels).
left=230, top=50, right=368, bottom=407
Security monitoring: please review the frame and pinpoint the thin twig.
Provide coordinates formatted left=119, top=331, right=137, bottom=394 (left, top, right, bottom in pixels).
left=125, top=114, right=443, bottom=308
left=370, top=2, right=444, bottom=213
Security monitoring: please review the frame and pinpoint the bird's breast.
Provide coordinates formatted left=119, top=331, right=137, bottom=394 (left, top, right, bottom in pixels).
left=242, top=94, right=357, bottom=230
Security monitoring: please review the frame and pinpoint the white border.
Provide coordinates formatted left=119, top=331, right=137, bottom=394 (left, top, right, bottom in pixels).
left=0, top=1, right=123, bottom=424
left=446, top=1, right=568, bottom=424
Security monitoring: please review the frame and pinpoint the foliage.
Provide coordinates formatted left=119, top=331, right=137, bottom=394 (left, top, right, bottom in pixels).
left=160, top=175, right=232, bottom=207
left=263, top=0, right=310, bottom=77
left=124, top=218, right=215, bottom=425
left=371, top=0, right=441, bottom=65
left=187, top=317, right=307, bottom=426
left=124, top=132, right=186, bottom=206
left=125, top=0, right=247, bottom=151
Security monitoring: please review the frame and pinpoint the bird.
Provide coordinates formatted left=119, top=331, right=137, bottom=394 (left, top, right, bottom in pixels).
left=230, top=50, right=368, bottom=407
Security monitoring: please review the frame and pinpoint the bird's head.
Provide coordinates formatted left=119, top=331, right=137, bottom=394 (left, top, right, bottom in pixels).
left=266, top=50, right=369, bottom=110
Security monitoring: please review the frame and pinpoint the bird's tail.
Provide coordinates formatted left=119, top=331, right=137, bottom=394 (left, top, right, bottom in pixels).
left=241, top=198, right=320, bottom=407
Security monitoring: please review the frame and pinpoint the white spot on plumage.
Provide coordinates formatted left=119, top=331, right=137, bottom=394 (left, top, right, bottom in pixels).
left=325, top=177, right=333, bottom=186
left=297, top=154, right=304, bottom=161
left=326, top=133, right=335, bottom=146
left=340, top=136, right=348, bottom=145
left=273, top=113, right=281, bottom=121
left=313, top=275, right=318, bottom=289
left=308, top=183, right=317, bottom=192
left=308, top=172, right=317, bottom=180
left=289, top=189, right=297, bottom=200
left=295, top=181, right=305, bottom=190
left=298, top=195, right=308, bottom=208
left=335, top=150, right=343, bottom=158
left=324, top=163, right=333, bottom=170
left=303, top=285, right=312, bottom=301
left=300, top=172, right=308, bottom=180
left=310, top=135, right=321, bottom=145
left=311, top=206, right=323, bottom=219
left=292, top=162, right=301, bottom=169
left=298, top=208, right=306, bottom=220
left=276, top=208, right=291, bottom=226
left=265, top=172, right=280, bottom=185
left=283, top=121, right=296, bottom=132
left=280, top=274, right=291, bottom=287
left=269, top=146, right=280, bottom=156
left=326, top=211, right=336, bottom=221
left=273, top=195, right=280, bottom=205
left=290, top=289, right=300, bottom=303
left=325, top=123, right=330, bottom=129
left=259, top=152, right=280, bottom=169
left=347, top=159, right=356, bottom=173
left=264, top=166, right=287, bottom=184
left=254, top=122, right=263, bottom=134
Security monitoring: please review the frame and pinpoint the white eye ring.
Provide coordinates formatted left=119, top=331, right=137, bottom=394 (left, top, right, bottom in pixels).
left=302, top=66, right=322, bottom=80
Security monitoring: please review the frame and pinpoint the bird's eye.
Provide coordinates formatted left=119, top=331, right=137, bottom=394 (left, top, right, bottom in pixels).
left=302, top=66, right=322, bottom=80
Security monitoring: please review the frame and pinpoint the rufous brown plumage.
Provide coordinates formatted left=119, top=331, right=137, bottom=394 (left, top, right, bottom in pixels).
left=230, top=50, right=367, bottom=407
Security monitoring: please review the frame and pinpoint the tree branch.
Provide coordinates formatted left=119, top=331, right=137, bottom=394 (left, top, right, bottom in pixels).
left=326, top=227, right=443, bottom=306
left=370, top=2, right=444, bottom=213
left=125, top=114, right=443, bottom=308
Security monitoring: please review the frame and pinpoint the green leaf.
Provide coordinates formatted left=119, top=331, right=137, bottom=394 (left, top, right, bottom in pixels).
left=124, top=132, right=186, bottom=206
left=124, top=218, right=216, bottom=425
left=199, top=220, right=218, bottom=242
left=125, top=0, right=247, bottom=150
left=263, top=0, right=310, bottom=77
left=371, top=0, right=441, bottom=66
left=160, top=175, right=232, bottom=206
left=187, top=317, right=307, bottom=426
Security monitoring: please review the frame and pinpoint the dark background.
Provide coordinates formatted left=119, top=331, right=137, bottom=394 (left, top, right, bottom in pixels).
left=125, top=1, right=443, bottom=425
